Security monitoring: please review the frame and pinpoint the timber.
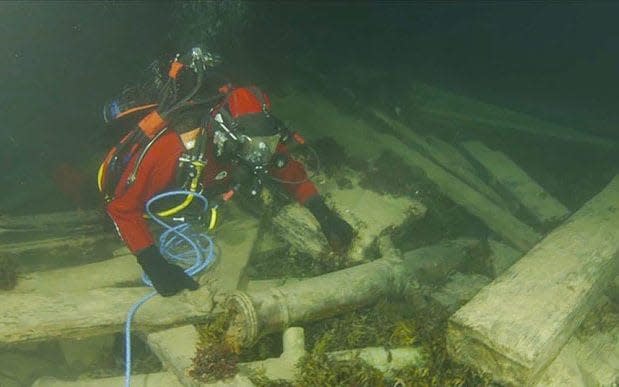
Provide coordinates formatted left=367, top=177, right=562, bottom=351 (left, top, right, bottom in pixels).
left=0, top=233, right=114, bottom=256
left=461, top=140, right=570, bottom=225
left=447, top=175, right=619, bottom=385
left=273, top=92, right=541, bottom=251
left=147, top=325, right=202, bottom=387
left=535, top=298, right=619, bottom=386
left=12, top=254, right=140, bottom=293
left=293, top=65, right=616, bottom=149
left=0, top=209, right=121, bottom=272
left=0, top=210, right=259, bottom=346
left=0, top=210, right=104, bottom=231
left=272, top=177, right=426, bottom=262
left=404, top=81, right=616, bottom=149
left=0, top=286, right=214, bottom=345
left=371, top=109, right=511, bottom=210
left=32, top=372, right=184, bottom=387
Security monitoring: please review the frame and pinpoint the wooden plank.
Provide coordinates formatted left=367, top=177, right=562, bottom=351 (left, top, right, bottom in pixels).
left=273, top=177, right=425, bottom=261
left=12, top=254, right=141, bottom=293
left=431, top=273, right=491, bottom=314
left=535, top=300, right=619, bottom=387
left=147, top=325, right=201, bottom=387
left=371, top=109, right=511, bottom=210
left=447, top=175, right=619, bottom=385
left=273, top=92, right=541, bottom=251
left=202, top=208, right=259, bottom=300
left=406, top=81, right=616, bottom=149
left=0, top=285, right=214, bottom=345
left=0, top=233, right=114, bottom=256
left=149, top=326, right=298, bottom=386
left=0, top=231, right=122, bottom=273
left=0, top=210, right=259, bottom=345
left=12, top=213, right=258, bottom=294
left=461, top=140, right=570, bottom=225
left=32, top=372, right=184, bottom=387
left=0, top=210, right=104, bottom=231
left=487, top=239, right=523, bottom=278
left=293, top=65, right=615, bottom=149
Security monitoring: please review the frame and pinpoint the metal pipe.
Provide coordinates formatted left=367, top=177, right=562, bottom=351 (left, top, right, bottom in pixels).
left=225, top=239, right=477, bottom=348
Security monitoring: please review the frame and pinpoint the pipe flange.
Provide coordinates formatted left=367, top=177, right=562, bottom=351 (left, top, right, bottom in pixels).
left=225, top=291, right=258, bottom=348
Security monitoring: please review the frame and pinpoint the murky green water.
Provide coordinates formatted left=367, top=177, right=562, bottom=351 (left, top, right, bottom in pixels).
left=1, top=2, right=617, bottom=386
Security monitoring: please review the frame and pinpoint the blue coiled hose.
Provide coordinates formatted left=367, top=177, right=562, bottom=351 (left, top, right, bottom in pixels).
left=124, top=190, right=216, bottom=387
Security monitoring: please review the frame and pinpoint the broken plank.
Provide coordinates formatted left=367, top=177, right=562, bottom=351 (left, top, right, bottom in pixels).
left=273, top=92, right=541, bottom=251
left=447, top=174, right=619, bottom=385
left=461, top=140, right=570, bottom=225
left=371, top=109, right=511, bottom=210
left=272, top=177, right=425, bottom=262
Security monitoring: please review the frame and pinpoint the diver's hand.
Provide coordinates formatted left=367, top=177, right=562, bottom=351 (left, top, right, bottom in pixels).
left=305, top=195, right=354, bottom=254
left=136, top=245, right=199, bottom=297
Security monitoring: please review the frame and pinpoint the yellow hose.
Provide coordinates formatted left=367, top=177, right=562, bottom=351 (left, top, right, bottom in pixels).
left=102, top=156, right=214, bottom=225
left=155, top=160, right=204, bottom=217
left=155, top=191, right=195, bottom=217
left=97, top=162, right=105, bottom=192
left=208, top=207, right=218, bottom=230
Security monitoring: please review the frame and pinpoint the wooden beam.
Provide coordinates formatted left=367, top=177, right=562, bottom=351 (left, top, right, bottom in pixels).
left=0, top=211, right=259, bottom=345
left=535, top=300, right=619, bottom=386
left=406, top=81, right=616, bottom=149
left=272, top=177, right=425, bottom=262
left=31, top=372, right=184, bottom=387
left=273, top=92, right=541, bottom=251
left=12, top=254, right=140, bottom=293
left=447, top=175, right=619, bottom=385
left=147, top=325, right=199, bottom=387
left=371, top=109, right=511, bottom=210
left=461, top=140, right=570, bottom=225
left=0, top=233, right=115, bottom=256
left=0, top=286, right=214, bottom=345
left=0, top=210, right=104, bottom=231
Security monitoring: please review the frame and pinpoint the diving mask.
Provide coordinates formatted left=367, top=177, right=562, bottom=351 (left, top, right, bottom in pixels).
left=238, top=134, right=280, bottom=167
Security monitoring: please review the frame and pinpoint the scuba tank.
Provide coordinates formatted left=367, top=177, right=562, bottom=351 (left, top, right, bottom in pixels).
left=98, top=47, right=221, bottom=203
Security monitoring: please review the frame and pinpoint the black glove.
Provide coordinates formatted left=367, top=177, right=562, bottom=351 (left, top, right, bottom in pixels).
left=305, top=195, right=354, bottom=254
left=136, top=245, right=199, bottom=297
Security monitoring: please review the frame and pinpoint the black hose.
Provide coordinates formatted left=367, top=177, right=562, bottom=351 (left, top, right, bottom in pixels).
left=162, top=71, right=204, bottom=118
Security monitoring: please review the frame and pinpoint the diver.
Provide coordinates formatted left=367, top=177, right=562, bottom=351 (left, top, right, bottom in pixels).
left=99, top=48, right=354, bottom=297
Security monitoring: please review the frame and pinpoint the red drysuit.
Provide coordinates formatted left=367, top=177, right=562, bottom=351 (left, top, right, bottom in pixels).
left=106, top=129, right=318, bottom=253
